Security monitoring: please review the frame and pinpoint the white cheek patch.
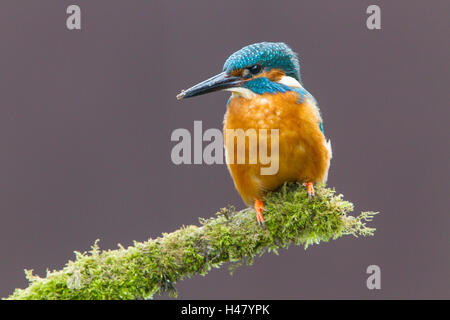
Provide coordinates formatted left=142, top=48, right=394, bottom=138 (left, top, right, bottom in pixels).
left=225, top=76, right=303, bottom=100
left=277, top=76, right=303, bottom=89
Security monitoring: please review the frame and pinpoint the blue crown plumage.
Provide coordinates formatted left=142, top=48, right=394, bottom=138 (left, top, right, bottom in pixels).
left=223, top=42, right=301, bottom=81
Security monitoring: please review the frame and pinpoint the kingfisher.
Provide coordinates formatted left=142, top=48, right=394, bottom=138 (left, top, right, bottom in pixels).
left=177, top=42, right=332, bottom=226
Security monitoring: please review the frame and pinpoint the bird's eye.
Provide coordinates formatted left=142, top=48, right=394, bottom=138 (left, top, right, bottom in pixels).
left=249, top=64, right=262, bottom=75
left=242, top=65, right=262, bottom=77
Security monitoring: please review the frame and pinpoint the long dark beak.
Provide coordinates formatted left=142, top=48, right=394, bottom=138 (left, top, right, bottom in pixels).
left=177, top=72, right=243, bottom=100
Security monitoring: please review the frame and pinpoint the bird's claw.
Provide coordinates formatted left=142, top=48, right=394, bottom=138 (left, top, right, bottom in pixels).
left=305, top=182, right=315, bottom=200
left=255, top=199, right=266, bottom=227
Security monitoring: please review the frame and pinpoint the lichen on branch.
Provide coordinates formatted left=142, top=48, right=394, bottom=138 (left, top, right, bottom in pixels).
left=6, top=183, right=377, bottom=300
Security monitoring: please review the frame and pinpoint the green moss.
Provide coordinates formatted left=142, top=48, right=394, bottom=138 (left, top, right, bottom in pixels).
left=5, top=183, right=377, bottom=300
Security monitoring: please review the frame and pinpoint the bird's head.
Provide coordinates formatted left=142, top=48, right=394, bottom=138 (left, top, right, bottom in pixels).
left=177, top=42, right=301, bottom=100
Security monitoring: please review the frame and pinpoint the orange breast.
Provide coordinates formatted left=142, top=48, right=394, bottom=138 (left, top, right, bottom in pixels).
left=223, top=91, right=331, bottom=205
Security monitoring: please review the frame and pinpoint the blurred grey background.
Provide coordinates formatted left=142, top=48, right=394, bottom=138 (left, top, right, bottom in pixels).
left=0, top=1, right=448, bottom=299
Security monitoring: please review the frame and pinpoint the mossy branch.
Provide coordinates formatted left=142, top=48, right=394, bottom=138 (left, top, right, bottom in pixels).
left=6, top=183, right=377, bottom=300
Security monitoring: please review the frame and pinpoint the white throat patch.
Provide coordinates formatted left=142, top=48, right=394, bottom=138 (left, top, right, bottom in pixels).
left=225, top=87, right=256, bottom=99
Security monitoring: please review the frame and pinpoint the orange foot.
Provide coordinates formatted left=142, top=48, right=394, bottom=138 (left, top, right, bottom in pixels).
left=254, top=199, right=265, bottom=227
left=306, top=182, right=315, bottom=200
